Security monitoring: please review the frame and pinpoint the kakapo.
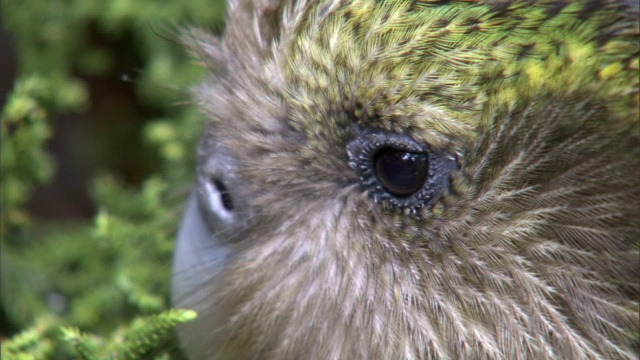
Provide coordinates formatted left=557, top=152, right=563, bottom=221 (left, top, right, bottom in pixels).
left=172, top=0, right=640, bottom=358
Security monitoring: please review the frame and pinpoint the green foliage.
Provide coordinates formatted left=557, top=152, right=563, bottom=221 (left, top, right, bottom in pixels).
left=1, top=0, right=225, bottom=358
left=1, top=75, right=86, bottom=235
left=1, top=317, right=56, bottom=359
left=2, top=310, right=196, bottom=360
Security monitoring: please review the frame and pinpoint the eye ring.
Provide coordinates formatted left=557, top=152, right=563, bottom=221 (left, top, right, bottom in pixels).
left=346, top=128, right=458, bottom=210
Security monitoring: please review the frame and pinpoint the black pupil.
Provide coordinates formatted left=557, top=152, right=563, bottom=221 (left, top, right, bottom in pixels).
left=213, top=178, right=234, bottom=211
left=374, top=148, right=428, bottom=197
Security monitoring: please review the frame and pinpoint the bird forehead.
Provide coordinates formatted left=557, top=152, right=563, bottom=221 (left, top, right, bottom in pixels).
left=269, top=0, right=638, bottom=143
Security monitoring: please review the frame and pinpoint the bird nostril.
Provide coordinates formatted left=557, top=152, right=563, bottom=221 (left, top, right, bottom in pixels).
left=212, top=178, right=234, bottom=211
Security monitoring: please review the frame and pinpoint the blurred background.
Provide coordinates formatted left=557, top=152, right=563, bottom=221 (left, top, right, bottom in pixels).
left=1, top=1, right=227, bottom=357
left=1, top=1, right=226, bottom=219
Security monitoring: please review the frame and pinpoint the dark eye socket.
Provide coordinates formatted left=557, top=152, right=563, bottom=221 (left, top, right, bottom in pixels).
left=374, top=148, right=428, bottom=197
left=347, top=128, right=458, bottom=211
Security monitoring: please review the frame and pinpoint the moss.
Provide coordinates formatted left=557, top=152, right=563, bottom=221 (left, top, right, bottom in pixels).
left=0, top=0, right=225, bottom=358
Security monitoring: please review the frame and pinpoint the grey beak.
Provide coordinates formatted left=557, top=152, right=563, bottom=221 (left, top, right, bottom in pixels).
left=172, top=190, right=230, bottom=311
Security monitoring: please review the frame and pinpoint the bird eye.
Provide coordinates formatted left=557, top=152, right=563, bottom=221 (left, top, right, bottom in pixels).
left=374, top=148, right=428, bottom=197
left=347, top=128, right=458, bottom=211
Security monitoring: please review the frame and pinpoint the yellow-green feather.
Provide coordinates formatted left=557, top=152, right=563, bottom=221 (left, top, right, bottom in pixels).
left=280, top=0, right=638, bottom=147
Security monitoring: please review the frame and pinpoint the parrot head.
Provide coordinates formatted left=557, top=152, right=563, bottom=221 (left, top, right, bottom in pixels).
left=173, top=1, right=640, bottom=358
